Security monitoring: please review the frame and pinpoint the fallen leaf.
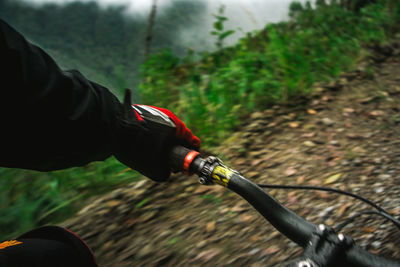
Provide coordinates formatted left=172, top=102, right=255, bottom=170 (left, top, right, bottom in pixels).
left=194, top=186, right=210, bottom=194
left=343, top=108, right=355, bottom=113
left=106, top=200, right=121, bottom=208
left=231, top=205, right=247, bottom=212
left=103, top=241, right=113, bottom=249
left=250, top=234, right=260, bottom=242
left=284, top=166, right=297, bottom=176
left=235, top=158, right=247, bottom=165
left=265, top=161, right=282, bottom=168
left=337, top=202, right=352, bottom=216
left=359, top=96, right=375, bottom=104
left=362, top=227, right=376, bottom=233
left=304, top=124, right=316, bottom=130
left=239, top=214, right=253, bottom=222
left=124, top=217, right=136, bottom=227
left=328, top=161, right=336, bottom=167
left=287, top=192, right=298, bottom=205
left=220, top=208, right=230, bottom=214
left=206, top=221, right=216, bottom=233
left=303, top=140, right=316, bottom=147
left=324, top=173, right=342, bottom=184
left=307, top=109, right=317, bottom=114
left=137, top=210, right=158, bottom=223
left=251, top=158, right=265, bottom=167
left=321, top=117, right=335, bottom=126
left=247, top=171, right=260, bottom=178
left=380, top=90, right=389, bottom=97
left=322, top=95, right=332, bottom=101
left=263, top=245, right=280, bottom=255
left=316, top=192, right=331, bottom=199
left=362, top=132, right=374, bottom=138
left=296, top=176, right=305, bottom=184
left=289, top=122, right=299, bottom=128
left=301, top=132, right=316, bottom=138
left=194, top=249, right=222, bottom=262
left=309, top=179, right=322, bottom=185
left=346, top=133, right=363, bottom=139
left=369, top=110, right=384, bottom=117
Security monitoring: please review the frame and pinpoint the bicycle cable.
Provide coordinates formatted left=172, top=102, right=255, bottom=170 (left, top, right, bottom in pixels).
left=256, top=183, right=400, bottom=230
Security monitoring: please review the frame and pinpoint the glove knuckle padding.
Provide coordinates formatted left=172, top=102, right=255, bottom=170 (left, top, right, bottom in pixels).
left=113, top=95, right=174, bottom=181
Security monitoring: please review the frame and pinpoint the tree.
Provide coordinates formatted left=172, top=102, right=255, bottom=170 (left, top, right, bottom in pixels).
left=144, top=0, right=158, bottom=62
left=340, top=0, right=377, bottom=12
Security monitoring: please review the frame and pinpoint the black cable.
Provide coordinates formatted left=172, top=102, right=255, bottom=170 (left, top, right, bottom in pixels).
left=256, top=183, right=400, bottom=229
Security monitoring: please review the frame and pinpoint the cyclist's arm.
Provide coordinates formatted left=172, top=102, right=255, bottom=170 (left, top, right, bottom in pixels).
left=0, top=18, right=123, bottom=171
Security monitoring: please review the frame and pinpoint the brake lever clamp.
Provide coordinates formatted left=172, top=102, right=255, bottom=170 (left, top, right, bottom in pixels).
left=289, top=224, right=354, bottom=267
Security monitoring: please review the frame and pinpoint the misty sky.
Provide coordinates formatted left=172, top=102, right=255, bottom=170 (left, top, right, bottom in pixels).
left=22, top=0, right=307, bottom=25
left=21, top=0, right=310, bottom=49
left=23, top=0, right=303, bottom=16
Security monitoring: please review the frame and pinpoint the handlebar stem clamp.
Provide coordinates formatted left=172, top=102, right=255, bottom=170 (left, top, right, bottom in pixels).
left=290, top=224, right=354, bottom=267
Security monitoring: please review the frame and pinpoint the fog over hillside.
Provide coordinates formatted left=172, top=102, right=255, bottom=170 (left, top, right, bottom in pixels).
left=21, top=0, right=310, bottom=50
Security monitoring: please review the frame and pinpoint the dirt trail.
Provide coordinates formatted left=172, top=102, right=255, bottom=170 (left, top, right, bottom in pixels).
left=63, top=42, right=400, bottom=266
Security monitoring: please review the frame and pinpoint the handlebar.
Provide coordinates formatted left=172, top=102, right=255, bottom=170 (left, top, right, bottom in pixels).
left=169, top=146, right=400, bottom=267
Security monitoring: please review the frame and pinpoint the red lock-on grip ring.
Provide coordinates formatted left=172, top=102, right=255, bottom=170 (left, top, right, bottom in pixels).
left=183, top=150, right=200, bottom=174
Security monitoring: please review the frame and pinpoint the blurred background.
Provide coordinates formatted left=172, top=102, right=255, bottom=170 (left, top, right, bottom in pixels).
left=0, top=0, right=399, bottom=253
left=0, top=0, right=311, bottom=240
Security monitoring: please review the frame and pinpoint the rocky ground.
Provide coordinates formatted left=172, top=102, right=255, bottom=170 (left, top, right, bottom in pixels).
left=63, top=42, right=400, bottom=266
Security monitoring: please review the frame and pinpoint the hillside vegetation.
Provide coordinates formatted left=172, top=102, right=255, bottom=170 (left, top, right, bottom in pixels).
left=140, top=0, right=400, bottom=145
left=0, top=0, right=399, bottom=241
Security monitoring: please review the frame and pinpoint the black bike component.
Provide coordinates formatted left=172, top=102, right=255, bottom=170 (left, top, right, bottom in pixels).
left=257, top=184, right=400, bottom=230
left=199, top=156, right=226, bottom=185
left=169, top=146, right=192, bottom=172
left=228, top=173, right=315, bottom=247
left=168, top=146, right=200, bottom=174
left=168, top=146, right=400, bottom=267
left=289, top=224, right=354, bottom=267
left=227, top=172, right=400, bottom=267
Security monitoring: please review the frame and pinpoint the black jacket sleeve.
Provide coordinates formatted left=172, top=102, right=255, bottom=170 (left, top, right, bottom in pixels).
left=0, top=19, right=124, bottom=171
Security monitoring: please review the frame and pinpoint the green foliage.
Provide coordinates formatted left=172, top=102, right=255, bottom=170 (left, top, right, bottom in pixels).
left=211, top=5, right=235, bottom=51
left=140, top=0, right=400, bottom=146
left=289, top=1, right=304, bottom=18
left=0, top=158, right=140, bottom=240
left=200, top=194, right=222, bottom=204
left=210, top=5, right=235, bottom=68
left=167, top=236, right=179, bottom=246
left=135, top=197, right=150, bottom=209
left=139, top=49, right=181, bottom=108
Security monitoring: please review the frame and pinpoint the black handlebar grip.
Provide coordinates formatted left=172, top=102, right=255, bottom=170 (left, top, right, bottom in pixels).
left=169, top=146, right=192, bottom=172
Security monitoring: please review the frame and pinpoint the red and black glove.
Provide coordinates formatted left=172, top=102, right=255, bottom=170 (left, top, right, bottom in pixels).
left=113, top=90, right=200, bottom=182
